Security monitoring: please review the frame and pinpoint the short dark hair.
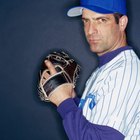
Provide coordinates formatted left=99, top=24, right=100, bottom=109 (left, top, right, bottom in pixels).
left=113, top=13, right=123, bottom=24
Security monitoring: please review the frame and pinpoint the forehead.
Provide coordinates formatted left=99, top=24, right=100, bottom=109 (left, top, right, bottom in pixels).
left=82, top=8, right=114, bottom=19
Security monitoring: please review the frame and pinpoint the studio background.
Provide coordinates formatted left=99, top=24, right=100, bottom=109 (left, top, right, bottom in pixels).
left=0, top=0, right=140, bottom=140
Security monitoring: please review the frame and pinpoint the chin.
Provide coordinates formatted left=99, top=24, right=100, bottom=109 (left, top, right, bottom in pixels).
left=90, top=47, right=104, bottom=56
left=90, top=46, right=99, bottom=53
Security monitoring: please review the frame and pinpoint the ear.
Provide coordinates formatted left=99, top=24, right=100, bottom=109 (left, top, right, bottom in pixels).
left=119, top=15, right=128, bottom=31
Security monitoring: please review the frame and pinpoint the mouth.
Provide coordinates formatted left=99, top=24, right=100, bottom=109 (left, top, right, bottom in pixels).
left=88, top=38, right=101, bottom=43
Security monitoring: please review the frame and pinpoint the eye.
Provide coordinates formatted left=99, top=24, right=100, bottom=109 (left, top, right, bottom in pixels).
left=82, top=18, right=89, bottom=24
left=98, top=18, right=108, bottom=23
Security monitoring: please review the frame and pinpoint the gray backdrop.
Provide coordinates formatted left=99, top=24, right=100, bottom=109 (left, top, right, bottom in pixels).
left=0, top=0, right=140, bottom=140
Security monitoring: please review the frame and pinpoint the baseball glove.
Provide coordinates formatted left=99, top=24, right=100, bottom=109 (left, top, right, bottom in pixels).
left=38, top=51, right=81, bottom=102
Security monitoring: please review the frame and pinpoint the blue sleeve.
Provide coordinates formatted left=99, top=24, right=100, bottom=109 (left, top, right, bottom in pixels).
left=57, top=98, right=125, bottom=140
left=73, top=97, right=80, bottom=105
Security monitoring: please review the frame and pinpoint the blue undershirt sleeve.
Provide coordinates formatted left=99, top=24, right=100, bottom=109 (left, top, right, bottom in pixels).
left=73, top=97, right=80, bottom=105
left=57, top=98, right=125, bottom=140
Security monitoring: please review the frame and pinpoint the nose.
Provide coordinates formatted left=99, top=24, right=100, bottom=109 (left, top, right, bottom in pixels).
left=87, top=22, right=98, bottom=35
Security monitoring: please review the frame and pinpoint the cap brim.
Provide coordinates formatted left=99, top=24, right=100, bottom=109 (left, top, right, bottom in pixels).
left=67, top=5, right=114, bottom=17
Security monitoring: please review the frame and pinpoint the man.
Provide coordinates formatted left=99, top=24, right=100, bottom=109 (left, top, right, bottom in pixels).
left=44, top=0, right=140, bottom=139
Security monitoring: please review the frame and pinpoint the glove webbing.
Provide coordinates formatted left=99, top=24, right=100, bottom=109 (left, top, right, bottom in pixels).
left=39, top=71, right=73, bottom=101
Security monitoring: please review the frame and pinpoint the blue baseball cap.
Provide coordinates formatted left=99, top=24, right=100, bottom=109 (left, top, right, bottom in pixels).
left=67, top=0, right=127, bottom=17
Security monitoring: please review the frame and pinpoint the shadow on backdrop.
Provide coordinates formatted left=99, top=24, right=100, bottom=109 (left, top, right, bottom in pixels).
left=0, top=0, right=140, bottom=140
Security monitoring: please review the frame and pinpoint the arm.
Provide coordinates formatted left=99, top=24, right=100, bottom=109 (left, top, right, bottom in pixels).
left=44, top=60, right=124, bottom=140
left=124, top=105, right=140, bottom=140
left=73, top=96, right=80, bottom=105
left=57, top=98, right=124, bottom=140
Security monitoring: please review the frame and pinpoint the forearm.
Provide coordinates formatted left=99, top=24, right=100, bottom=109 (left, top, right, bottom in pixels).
left=73, top=96, right=80, bottom=105
left=57, top=98, right=124, bottom=140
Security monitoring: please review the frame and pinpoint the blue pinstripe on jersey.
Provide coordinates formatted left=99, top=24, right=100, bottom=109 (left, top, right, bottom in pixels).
left=79, top=48, right=140, bottom=140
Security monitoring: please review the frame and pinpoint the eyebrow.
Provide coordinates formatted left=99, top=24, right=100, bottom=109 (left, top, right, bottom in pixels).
left=82, top=16, right=110, bottom=21
left=96, top=16, right=110, bottom=20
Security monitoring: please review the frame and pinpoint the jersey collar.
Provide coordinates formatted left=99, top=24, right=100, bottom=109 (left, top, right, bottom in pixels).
left=98, top=46, right=132, bottom=68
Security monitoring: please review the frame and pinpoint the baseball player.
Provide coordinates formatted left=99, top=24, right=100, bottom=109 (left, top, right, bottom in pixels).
left=39, top=0, right=140, bottom=139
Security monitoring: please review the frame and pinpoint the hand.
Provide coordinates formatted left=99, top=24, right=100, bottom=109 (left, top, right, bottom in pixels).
left=44, top=60, right=75, bottom=106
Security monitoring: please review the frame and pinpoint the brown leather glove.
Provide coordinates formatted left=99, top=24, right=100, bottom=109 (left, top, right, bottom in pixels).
left=38, top=51, right=81, bottom=102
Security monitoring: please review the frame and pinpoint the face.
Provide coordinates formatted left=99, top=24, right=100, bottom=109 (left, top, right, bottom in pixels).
left=82, top=9, right=127, bottom=56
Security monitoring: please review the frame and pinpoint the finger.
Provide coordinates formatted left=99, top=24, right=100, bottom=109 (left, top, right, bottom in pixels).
left=41, top=70, right=50, bottom=84
left=45, top=60, right=57, bottom=75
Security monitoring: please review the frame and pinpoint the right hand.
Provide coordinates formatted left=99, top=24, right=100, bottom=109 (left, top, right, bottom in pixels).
left=44, top=60, right=75, bottom=106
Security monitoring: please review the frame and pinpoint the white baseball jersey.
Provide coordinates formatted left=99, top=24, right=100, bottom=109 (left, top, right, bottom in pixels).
left=79, top=48, right=140, bottom=139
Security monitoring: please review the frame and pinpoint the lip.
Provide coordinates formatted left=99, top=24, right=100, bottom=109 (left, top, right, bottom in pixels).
left=88, top=39, right=101, bottom=43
